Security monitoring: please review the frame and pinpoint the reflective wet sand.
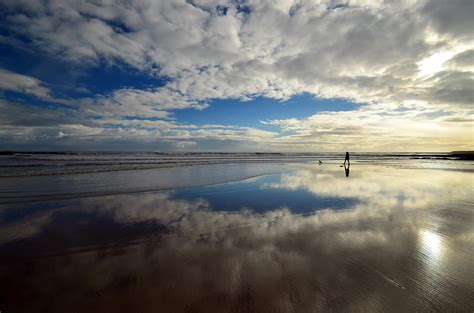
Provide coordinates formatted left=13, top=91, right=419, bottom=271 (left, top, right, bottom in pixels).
left=0, top=161, right=473, bottom=312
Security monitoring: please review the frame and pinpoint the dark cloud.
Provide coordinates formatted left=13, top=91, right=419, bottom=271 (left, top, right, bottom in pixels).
left=423, top=71, right=474, bottom=106
left=447, top=49, right=474, bottom=68
left=423, top=0, right=474, bottom=39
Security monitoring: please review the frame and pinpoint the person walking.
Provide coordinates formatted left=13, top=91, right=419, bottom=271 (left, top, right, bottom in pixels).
left=344, top=151, right=350, bottom=166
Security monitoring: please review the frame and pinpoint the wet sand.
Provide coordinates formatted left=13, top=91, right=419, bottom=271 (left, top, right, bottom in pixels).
left=0, top=161, right=473, bottom=312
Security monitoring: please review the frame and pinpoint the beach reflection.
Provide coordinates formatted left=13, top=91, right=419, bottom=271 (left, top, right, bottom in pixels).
left=0, top=163, right=473, bottom=312
left=264, top=164, right=470, bottom=211
left=419, top=229, right=443, bottom=265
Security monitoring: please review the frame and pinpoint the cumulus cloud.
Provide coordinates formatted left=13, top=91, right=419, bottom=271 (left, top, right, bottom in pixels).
left=87, top=86, right=209, bottom=118
left=0, top=98, right=280, bottom=150
left=0, top=69, right=51, bottom=98
left=264, top=103, right=474, bottom=151
left=0, top=0, right=472, bottom=150
left=422, top=0, right=474, bottom=39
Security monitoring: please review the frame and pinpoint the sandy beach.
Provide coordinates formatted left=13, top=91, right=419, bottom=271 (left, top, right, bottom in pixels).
left=0, top=156, right=472, bottom=312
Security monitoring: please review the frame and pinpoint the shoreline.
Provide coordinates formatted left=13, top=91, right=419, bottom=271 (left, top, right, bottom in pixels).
left=0, top=152, right=473, bottom=178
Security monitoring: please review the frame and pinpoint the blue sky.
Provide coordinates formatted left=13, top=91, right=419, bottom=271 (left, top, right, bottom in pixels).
left=174, top=96, right=359, bottom=130
left=0, top=37, right=357, bottom=123
left=0, top=0, right=472, bottom=151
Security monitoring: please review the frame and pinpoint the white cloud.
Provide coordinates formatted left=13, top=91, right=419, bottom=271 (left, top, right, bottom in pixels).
left=0, top=69, right=50, bottom=98
left=263, top=101, right=474, bottom=151
left=0, top=0, right=472, bottom=150
left=3, top=0, right=472, bottom=104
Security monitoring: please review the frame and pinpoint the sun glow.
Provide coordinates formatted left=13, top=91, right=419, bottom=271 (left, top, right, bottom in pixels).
left=421, top=230, right=442, bottom=255
left=417, top=51, right=453, bottom=78
left=419, top=229, right=445, bottom=270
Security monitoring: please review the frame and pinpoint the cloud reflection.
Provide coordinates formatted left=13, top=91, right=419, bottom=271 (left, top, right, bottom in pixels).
left=0, top=164, right=473, bottom=312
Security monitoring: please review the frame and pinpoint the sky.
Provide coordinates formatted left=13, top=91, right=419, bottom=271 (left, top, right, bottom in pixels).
left=0, top=0, right=472, bottom=152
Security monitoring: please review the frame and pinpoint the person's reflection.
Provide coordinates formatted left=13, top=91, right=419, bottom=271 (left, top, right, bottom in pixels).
left=344, top=163, right=350, bottom=177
